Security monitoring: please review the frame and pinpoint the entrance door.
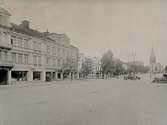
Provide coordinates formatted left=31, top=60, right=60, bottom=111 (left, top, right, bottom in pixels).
left=46, top=72, right=51, bottom=81
left=0, top=69, right=7, bottom=85
left=58, top=73, right=61, bottom=79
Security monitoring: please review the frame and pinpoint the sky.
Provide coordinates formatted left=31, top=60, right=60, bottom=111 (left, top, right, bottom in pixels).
left=1, top=0, right=167, bottom=65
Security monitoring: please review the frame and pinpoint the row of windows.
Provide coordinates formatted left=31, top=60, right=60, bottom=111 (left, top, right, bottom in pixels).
left=47, top=45, right=74, bottom=58
left=0, top=50, right=9, bottom=62
left=11, top=53, right=29, bottom=64
left=11, top=36, right=29, bottom=49
left=11, top=36, right=76, bottom=58
left=46, top=57, right=61, bottom=67
left=0, top=50, right=30, bottom=65
left=0, top=49, right=76, bottom=69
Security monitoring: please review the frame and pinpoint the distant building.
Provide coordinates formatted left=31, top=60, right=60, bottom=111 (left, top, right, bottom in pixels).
left=0, top=7, right=79, bottom=85
left=91, top=57, right=102, bottom=78
left=124, top=60, right=145, bottom=73
left=128, top=61, right=144, bottom=67
left=149, top=48, right=163, bottom=73
left=78, top=53, right=85, bottom=73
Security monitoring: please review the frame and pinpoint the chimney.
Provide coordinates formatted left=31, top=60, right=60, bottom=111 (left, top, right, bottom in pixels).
left=20, top=20, right=30, bottom=29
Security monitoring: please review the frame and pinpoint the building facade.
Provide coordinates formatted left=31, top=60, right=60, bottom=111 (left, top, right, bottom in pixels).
left=91, top=57, right=102, bottom=79
left=78, top=53, right=85, bottom=73
left=0, top=7, right=79, bottom=85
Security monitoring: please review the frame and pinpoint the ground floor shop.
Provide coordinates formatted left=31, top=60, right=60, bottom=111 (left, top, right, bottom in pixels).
left=0, top=67, right=79, bottom=85
left=9, top=69, right=65, bottom=84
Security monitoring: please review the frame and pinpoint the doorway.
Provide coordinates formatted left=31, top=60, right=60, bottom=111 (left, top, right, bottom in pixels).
left=0, top=69, right=8, bottom=85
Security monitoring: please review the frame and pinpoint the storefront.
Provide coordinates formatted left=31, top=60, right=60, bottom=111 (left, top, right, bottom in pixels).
left=33, top=71, right=41, bottom=81
left=11, top=71, right=28, bottom=81
left=46, top=72, right=52, bottom=81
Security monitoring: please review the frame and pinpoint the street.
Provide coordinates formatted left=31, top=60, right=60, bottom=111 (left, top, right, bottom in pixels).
left=0, top=78, right=167, bottom=125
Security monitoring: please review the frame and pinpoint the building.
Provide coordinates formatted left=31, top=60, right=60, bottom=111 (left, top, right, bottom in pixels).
left=91, top=57, right=102, bottom=78
left=0, top=7, right=79, bottom=85
left=149, top=48, right=163, bottom=73
left=78, top=53, right=85, bottom=72
left=78, top=53, right=85, bottom=78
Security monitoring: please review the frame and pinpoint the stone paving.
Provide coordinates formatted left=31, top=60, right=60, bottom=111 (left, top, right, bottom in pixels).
left=0, top=77, right=167, bottom=125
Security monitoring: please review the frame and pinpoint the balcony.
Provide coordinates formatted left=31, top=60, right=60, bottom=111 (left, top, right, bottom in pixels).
left=0, top=43, right=12, bottom=50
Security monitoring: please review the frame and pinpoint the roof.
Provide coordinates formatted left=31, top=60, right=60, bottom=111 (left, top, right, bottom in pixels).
left=70, top=45, right=79, bottom=50
left=10, top=23, right=44, bottom=38
left=0, top=7, right=11, bottom=16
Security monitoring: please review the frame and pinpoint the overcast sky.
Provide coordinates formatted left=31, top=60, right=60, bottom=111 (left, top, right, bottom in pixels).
left=1, top=0, right=167, bottom=65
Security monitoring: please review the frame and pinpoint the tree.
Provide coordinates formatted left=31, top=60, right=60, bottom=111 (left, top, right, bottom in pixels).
left=81, top=57, right=93, bottom=79
left=62, top=56, right=77, bottom=79
left=101, top=50, right=115, bottom=78
left=114, top=59, right=124, bottom=75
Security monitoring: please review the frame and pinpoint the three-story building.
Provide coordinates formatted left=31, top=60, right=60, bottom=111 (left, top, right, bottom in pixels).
left=0, top=7, right=79, bottom=85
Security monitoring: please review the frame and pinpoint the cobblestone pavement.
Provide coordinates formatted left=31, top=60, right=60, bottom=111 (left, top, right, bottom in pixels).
left=0, top=78, right=167, bottom=125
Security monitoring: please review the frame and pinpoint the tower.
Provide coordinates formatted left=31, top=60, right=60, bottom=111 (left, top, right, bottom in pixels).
left=149, top=47, right=157, bottom=76
left=149, top=48, right=156, bottom=65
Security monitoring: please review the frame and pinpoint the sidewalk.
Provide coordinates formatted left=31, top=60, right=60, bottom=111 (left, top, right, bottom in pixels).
left=0, top=79, right=91, bottom=89
left=0, top=80, right=61, bottom=89
left=0, top=78, right=115, bottom=89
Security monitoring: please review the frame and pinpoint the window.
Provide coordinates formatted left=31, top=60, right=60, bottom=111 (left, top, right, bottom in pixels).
left=24, top=39, right=29, bottom=49
left=11, top=36, right=17, bottom=47
left=33, top=55, right=37, bottom=66
left=47, top=46, right=50, bottom=54
left=12, top=53, right=16, bottom=63
left=52, top=47, right=55, bottom=55
left=46, top=57, right=50, bottom=65
left=55, top=48, right=57, bottom=56
left=38, top=43, right=41, bottom=52
left=63, top=49, right=65, bottom=57
left=24, top=54, right=29, bottom=64
left=58, top=48, right=60, bottom=56
left=18, top=38, right=23, bottom=48
left=53, top=58, right=56, bottom=66
left=38, top=56, right=41, bottom=66
left=4, top=51, right=8, bottom=61
left=11, top=38, right=13, bottom=45
left=18, top=54, right=23, bottom=64
left=33, top=41, right=36, bottom=50
left=57, top=59, right=60, bottom=67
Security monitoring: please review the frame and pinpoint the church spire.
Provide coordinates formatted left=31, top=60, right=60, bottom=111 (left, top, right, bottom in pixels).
left=150, top=47, right=156, bottom=65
